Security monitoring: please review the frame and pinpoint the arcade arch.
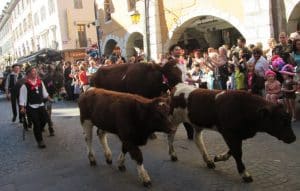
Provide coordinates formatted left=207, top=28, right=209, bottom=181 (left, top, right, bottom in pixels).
left=125, top=32, right=144, bottom=59
left=103, top=39, right=117, bottom=56
left=168, top=15, right=244, bottom=52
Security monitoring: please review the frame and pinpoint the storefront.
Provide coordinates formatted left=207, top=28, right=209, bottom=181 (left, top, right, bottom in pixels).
left=62, top=48, right=87, bottom=63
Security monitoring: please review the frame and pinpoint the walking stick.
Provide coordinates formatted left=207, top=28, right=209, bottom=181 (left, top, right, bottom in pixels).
left=22, top=114, right=28, bottom=141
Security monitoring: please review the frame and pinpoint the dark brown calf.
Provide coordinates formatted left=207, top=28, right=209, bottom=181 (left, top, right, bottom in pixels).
left=78, top=88, right=174, bottom=187
left=168, top=83, right=296, bottom=182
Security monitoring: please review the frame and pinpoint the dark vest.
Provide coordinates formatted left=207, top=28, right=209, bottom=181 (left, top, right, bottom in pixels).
left=8, top=73, right=22, bottom=90
left=25, top=82, right=43, bottom=105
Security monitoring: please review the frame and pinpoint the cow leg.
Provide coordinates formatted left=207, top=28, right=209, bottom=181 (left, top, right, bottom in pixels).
left=82, top=120, right=97, bottom=166
left=97, top=129, right=112, bottom=165
left=223, top=136, right=253, bottom=182
left=214, top=150, right=231, bottom=162
left=183, top=122, right=194, bottom=140
left=194, top=129, right=215, bottom=169
left=168, top=129, right=178, bottom=161
left=117, top=144, right=128, bottom=172
left=127, top=144, right=151, bottom=187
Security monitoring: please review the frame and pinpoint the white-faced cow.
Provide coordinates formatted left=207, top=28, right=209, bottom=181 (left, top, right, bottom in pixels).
left=168, top=83, right=296, bottom=182
left=78, top=88, right=174, bottom=187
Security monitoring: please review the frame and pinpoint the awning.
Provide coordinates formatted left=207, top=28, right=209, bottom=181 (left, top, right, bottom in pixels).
left=15, top=48, right=63, bottom=65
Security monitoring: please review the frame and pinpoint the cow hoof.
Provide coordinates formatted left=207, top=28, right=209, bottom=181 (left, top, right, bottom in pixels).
left=242, top=176, right=253, bottom=183
left=106, top=159, right=112, bottom=165
left=214, top=155, right=222, bottom=162
left=206, top=161, right=215, bottom=169
left=143, top=181, right=152, bottom=188
left=90, top=161, right=97, bottom=166
left=171, top=155, right=178, bottom=162
left=118, top=165, right=126, bottom=172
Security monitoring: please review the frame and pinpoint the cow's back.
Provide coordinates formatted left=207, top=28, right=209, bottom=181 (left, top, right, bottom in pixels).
left=125, top=63, right=163, bottom=98
left=78, top=88, right=150, bottom=134
left=92, top=63, right=164, bottom=98
left=214, top=91, right=268, bottom=132
left=92, top=64, right=129, bottom=92
left=187, top=89, right=221, bottom=127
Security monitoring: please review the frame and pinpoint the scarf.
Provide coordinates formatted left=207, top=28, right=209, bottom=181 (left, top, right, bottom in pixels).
left=26, top=78, right=42, bottom=91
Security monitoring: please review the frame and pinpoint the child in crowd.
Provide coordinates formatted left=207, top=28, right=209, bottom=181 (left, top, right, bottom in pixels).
left=246, top=62, right=264, bottom=95
left=234, top=64, right=245, bottom=90
left=271, top=55, right=285, bottom=83
left=280, top=64, right=297, bottom=122
left=264, top=70, right=281, bottom=104
left=226, top=64, right=236, bottom=90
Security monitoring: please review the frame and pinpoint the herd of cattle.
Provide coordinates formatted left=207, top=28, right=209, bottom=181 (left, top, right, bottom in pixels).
left=78, top=61, right=296, bottom=187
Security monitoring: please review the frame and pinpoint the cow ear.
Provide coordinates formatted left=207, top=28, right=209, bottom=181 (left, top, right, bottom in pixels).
left=257, top=107, right=271, bottom=119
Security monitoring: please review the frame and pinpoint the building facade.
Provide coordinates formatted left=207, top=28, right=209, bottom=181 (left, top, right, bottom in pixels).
left=96, top=0, right=300, bottom=61
left=0, top=0, right=98, bottom=70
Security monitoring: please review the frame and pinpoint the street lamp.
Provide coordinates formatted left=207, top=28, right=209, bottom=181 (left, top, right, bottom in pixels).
left=130, top=10, right=141, bottom=24
left=94, top=0, right=101, bottom=58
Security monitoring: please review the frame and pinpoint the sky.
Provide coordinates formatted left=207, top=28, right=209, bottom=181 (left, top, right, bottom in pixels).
left=0, top=0, right=10, bottom=14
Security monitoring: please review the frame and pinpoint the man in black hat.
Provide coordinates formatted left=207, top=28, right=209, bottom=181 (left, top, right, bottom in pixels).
left=19, top=65, right=53, bottom=148
left=5, top=64, right=24, bottom=122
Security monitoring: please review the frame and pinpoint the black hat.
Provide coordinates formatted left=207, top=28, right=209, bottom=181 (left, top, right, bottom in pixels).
left=12, top=63, right=21, bottom=68
left=24, top=63, right=35, bottom=74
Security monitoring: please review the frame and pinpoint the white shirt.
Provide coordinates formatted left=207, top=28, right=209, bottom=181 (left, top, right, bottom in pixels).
left=19, top=81, right=49, bottom=108
left=249, top=56, right=269, bottom=77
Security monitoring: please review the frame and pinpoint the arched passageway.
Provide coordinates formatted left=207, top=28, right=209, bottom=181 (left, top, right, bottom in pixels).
left=169, top=15, right=244, bottom=52
left=126, top=32, right=144, bottom=59
left=104, top=39, right=117, bottom=56
left=287, top=2, right=300, bottom=35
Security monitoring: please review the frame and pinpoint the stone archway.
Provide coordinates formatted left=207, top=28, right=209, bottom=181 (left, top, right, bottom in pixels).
left=103, top=39, right=117, bottom=56
left=165, top=8, right=247, bottom=52
left=287, top=1, right=300, bottom=35
left=125, top=32, right=144, bottom=59
left=167, top=15, right=244, bottom=52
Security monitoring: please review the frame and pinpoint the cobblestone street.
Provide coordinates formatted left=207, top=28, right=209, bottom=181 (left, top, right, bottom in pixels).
left=0, top=95, right=299, bottom=191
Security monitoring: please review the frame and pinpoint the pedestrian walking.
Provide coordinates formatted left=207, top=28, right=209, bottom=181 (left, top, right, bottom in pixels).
left=19, top=65, right=53, bottom=148
left=5, top=64, right=24, bottom=123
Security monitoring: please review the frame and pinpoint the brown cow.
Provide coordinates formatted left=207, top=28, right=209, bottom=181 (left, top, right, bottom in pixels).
left=91, top=61, right=182, bottom=98
left=78, top=88, right=174, bottom=187
left=168, top=83, right=296, bottom=182
left=91, top=61, right=194, bottom=139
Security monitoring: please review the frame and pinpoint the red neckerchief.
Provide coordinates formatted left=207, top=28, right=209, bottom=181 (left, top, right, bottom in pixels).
left=26, top=78, right=42, bottom=91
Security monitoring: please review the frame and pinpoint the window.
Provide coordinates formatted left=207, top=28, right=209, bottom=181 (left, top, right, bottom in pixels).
left=23, top=18, right=27, bottom=32
left=34, top=12, right=39, bottom=26
left=19, top=25, right=23, bottom=36
left=127, top=0, right=136, bottom=11
left=48, top=0, right=55, bottom=14
left=27, top=14, right=32, bottom=28
left=74, top=0, right=83, bottom=9
left=104, top=0, right=112, bottom=22
left=40, top=6, right=46, bottom=21
left=21, top=0, right=24, bottom=10
left=77, top=24, right=87, bottom=47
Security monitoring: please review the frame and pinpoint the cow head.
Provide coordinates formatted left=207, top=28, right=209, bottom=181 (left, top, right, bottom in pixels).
left=259, top=104, right=296, bottom=144
left=161, top=60, right=182, bottom=88
left=137, top=97, right=175, bottom=134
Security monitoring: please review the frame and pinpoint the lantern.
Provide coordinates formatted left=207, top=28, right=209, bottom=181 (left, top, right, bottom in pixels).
left=130, top=10, right=140, bottom=24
